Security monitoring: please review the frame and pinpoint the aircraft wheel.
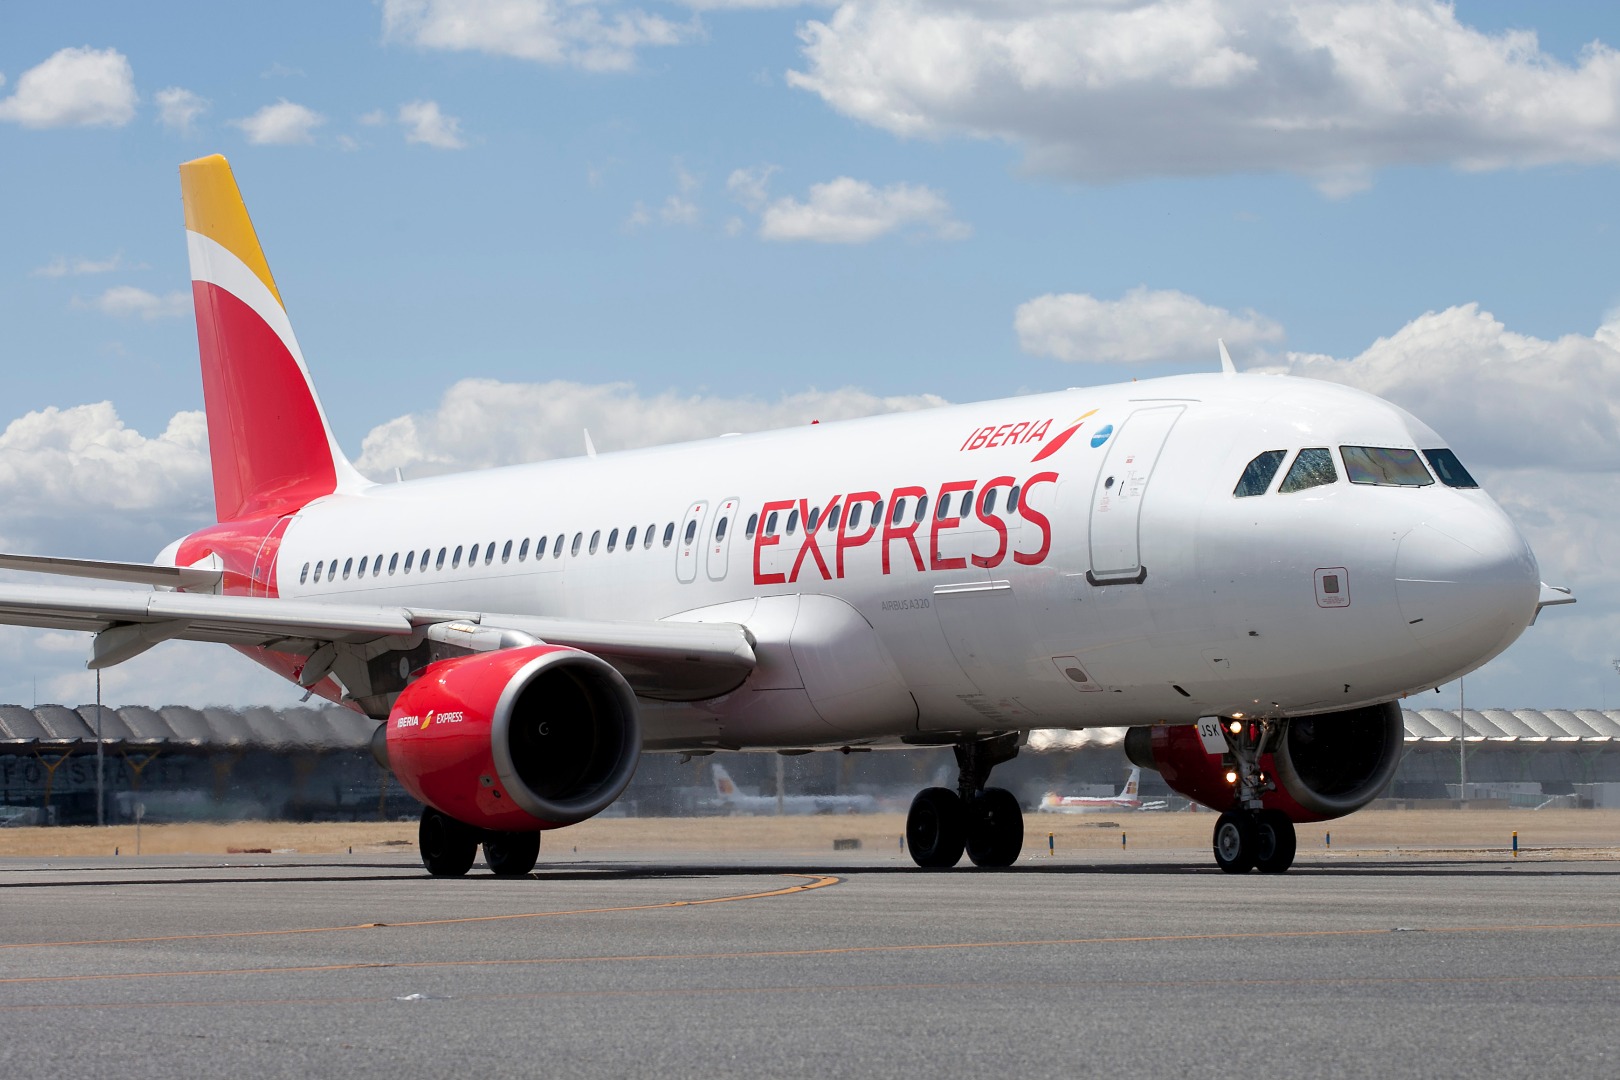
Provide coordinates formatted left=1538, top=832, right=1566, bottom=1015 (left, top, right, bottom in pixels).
left=419, top=806, right=479, bottom=878
left=964, top=787, right=1024, bottom=868
left=906, top=787, right=966, bottom=868
left=1212, top=809, right=1259, bottom=874
left=1254, top=810, right=1296, bottom=874
left=483, top=831, right=541, bottom=877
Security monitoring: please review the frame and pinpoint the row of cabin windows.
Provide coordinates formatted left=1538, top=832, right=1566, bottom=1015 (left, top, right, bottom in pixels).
left=741, top=484, right=1025, bottom=540
left=1233, top=446, right=1479, bottom=498
left=297, top=520, right=682, bottom=586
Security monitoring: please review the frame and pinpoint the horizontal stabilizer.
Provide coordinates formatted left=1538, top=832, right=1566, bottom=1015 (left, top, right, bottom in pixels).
left=0, top=552, right=222, bottom=591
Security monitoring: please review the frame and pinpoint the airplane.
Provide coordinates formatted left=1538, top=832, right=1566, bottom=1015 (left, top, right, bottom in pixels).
left=1038, top=767, right=1168, bottom=813
left=0, top=155, right=1576, bottom=877
left=707, top=762, right=879, bottom=815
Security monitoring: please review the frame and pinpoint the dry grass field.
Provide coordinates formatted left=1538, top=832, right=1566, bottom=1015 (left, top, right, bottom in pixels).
left=3, top=807, right=1618, bottom=860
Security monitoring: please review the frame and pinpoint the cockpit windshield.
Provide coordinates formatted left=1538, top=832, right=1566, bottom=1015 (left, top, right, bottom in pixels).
left=1340, top=446, right=1434, bottom=487
left=1422, top=448, right=1479, bottom=489
left=1279, top=448, right=1337, bottom=493
left=1233, top=450, right=1286, bottom=497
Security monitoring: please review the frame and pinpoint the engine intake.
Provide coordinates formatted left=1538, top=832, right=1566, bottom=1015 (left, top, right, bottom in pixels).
left=1125, top=702, right=1404, bottom=822
left=384, top=644, right=641, bottom=831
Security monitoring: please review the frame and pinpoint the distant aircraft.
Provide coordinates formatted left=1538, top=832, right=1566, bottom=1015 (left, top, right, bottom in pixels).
left=1039, top=767, right=1167, bottom=813
left=0, top=154, right=1572, bottom=878
left=708, top=763, right=878, bottom=815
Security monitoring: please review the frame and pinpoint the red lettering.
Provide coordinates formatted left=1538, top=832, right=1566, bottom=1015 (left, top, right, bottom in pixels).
left=1014, top=472, right=1059, bottom=566
left=959, top=428, right=982, bottom=452
left=929, top=479, right=977, bottom=571
left=837, top=491, right=881, bottom=578
left=1007, top=421, right=1029, bottom=445
left=789, top=495, right=839, bottom=583
left=971, top=475, right=1016, bottom=569
left=1025, top=418, right=1051, bottom=444
left=752, top=498, right=794, bottom=585
left=882, top=485, right=928, bottom=574
left=968, top=428, right=991, bottom=450
left=986, top=423, right=1013, bottom=448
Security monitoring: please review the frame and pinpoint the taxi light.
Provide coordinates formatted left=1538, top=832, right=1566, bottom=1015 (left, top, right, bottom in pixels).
left=1224, top=769, right=1239, bottom=785
left=1227, top=719, right=1243, bottom=734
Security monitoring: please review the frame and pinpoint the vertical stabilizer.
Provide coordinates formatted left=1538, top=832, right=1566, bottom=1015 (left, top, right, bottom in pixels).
left=1122, top=767, right=1140, bottom=798
left=180, top=154, right=365, bottom=521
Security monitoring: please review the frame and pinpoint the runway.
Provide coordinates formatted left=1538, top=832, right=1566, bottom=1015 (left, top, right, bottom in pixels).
left=3, top=851, right=1618, bottom=1078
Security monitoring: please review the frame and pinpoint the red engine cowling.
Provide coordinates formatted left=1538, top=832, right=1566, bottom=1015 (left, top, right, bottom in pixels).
left=383, top=644, right=641, bottom=831
left=1124, top=702, right=1405, bottom=823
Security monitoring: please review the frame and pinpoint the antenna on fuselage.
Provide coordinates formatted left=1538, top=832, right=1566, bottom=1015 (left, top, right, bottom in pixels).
left=583, top=429, right=598, bottom=459
left=1218, top=339, right=1236, bottom=375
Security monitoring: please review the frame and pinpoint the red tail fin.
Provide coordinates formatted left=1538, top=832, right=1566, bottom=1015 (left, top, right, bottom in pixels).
left=180, top=154, right=362, bottom=521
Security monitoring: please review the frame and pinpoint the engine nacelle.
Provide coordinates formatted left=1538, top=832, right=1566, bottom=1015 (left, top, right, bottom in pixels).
left=1124, top=702, right=1405, bottom=822
left=383, top=644, right=641, bottom=831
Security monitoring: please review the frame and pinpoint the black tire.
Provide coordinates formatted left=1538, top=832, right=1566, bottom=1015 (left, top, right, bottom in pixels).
left=906, top=787, right=966, bottom=868
left=419, top=806, right=479, bottom=878
left=1254, top=810, right=1297, bottom=874
left=1213, top=809, right=1258, bottom=874
left=483, top=831, right=541, bottom=877
left=964, top=787, right=1024, bottom=868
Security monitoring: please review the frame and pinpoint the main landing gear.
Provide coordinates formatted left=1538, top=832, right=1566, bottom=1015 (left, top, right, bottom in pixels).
left=906, top=733, right=1024, bottom=869
left=418, top=806, right=542, bottom=878
left=1211, top=719, right=1297, bottom=874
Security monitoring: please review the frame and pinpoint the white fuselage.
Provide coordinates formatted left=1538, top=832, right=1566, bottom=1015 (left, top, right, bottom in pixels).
left=262, top=372, right=1541, bottom=752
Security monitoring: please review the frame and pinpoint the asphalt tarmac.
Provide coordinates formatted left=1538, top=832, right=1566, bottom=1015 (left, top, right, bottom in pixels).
left=3, top=850, right=1617, bottom=1079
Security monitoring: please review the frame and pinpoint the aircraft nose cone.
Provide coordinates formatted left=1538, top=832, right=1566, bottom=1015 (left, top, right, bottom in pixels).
left=1395, top=506, right=1540, bottom=669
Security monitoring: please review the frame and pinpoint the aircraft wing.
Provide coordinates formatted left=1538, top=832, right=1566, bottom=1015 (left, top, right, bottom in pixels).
left=0, top=580, right=755, bottom=701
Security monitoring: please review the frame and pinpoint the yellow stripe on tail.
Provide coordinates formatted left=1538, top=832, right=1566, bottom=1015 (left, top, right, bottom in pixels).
left=179, top=154, right=283, bottom=309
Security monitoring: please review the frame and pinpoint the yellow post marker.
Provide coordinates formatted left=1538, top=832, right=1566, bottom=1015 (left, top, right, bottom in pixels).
left=1122, top=832, right=1127, bottom=850
left=1047, top=831, right=1054, bottom=856
left=1512, top=830, right=1519, bottom=858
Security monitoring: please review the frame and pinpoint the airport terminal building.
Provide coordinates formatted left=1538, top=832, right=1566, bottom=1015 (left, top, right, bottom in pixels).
left=4, top=704, right=1620, bottom=825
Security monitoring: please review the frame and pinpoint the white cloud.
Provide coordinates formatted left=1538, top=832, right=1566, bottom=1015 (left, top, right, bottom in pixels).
left=0, top=46, right=137, bottom=129
left=758, top=176, right=968, bottom=243
left=726, top=164, right=777, bottom=210
left=155, top=87, right=207, bottom=136
left=399, top=99, right=467, bottom=149
left=1016, top=287, right=1285, bottom=364
left=31, top=253, right=126, bottom=278
left=355, top=378, right=948, bottom=477
left=232, top=100, right=325, bottom=145
left=81, top=286, right=191, bottom=321
left=382, top=0, right=693, bottom=73
left=1272, top=304, right=1620, bottom=474
left=788, top=1, right=1620, bottom=192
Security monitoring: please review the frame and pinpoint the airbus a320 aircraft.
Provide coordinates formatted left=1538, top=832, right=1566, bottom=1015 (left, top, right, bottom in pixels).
left=1038, top=767, right=1167, bottom=813
left=0, top=157, right=1574, bottom=876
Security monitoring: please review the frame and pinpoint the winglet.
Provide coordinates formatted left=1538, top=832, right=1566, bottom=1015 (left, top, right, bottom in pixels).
left=1218, top=339, right=1236, bottom=375
left=181, top=154, right=366, bottom=522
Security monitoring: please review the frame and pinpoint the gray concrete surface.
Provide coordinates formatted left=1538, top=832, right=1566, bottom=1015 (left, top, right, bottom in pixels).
left=3, top=852, right=1617, bottom=1079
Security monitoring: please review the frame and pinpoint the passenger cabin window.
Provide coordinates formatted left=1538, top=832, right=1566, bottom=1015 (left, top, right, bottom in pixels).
left=1234, top=450, right=1287, bottom=497
left=746, top=514, right=758, bottom=539
left=485, top=544, right=496, bottom=565
left=389, top=553, right=399, bottom=574
left=468, top=543, right=479, bottom=565
left=786, top=509, right=799, bottom=534
left=848, top=504, right=863, bottom=530
left=982, top=488, right=997, bottom=515
left=1341, top=446, right=1434, bottom=487
left=358, top=556, right=368, bottom=577
left=502, top=540, right=513, bottom=563
left=1279, top=448, right=1338, bottom=493
left=607, top=528, right=619, bottom=553
left=589, top=530, right=601, bottom=554
left=436, top=548, right=447, bottom=570
left=806, top=507, right=820, bottom=531
left=300, top=563, right=310, bottom=584
left=892, top=498, right=907, bottom=525
left=766, top=511, right=779, bottom=535
left=404, top=551, right=415, bottom=573
left=873, top=499, right=884, bottom=525
left=452, top=546, right=463, bottom=569
left=662, top=522, right=674, bottom=547
left=644, top=525, right=655, bottom=549
left=683, top=519, right=698, bottom=545
left=552, top=535, right=564, bottom=558
left=715, top=516, right=728, bottom=541
left=626, top=526, right=638, bottom=548
left=1007, top=485, right=1020, bottom=514
left=914, top=496, right=928, bottom=523
left=826, top=506, right=840, bottom=531
left=936, top=495, right=950, bottom=520
left=518, top=539, right=529, bottom=561
left=572, top=533, right=583, bottom=556
left=373, top=554, right=383, bottom=576
left=1422, top=448, right=1479, bottom=489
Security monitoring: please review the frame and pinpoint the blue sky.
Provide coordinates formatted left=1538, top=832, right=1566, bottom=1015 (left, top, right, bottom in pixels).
left=3, top=1, right=1620, bottom=711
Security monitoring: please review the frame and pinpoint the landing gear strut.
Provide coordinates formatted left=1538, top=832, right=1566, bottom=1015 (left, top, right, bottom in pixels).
left=1211, top=719, right=1297, bottom=874
left=905, top=733, right=1024, bottom=869
left=418, top=807, right=542, bottom=877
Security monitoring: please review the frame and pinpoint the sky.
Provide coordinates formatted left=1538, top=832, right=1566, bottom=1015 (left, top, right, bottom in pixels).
left=2, top=0, right=1620, bottom=712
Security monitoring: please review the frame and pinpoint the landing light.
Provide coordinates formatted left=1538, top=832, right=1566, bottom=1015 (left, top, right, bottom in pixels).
left=1227, top=718, right=1243, bottom=733
left=1224, top=770, right=1239, bottom=785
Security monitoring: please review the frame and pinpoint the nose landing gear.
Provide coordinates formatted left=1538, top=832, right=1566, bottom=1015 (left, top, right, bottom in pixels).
left=905, top=733, right=1025, bottom=869
left=1212, top=719, right=1297, bottom=874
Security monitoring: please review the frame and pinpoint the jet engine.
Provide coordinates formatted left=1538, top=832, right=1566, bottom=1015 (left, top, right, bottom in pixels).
left=380, top=644, right=641, bottom=831
left=1124, top=702, right=1404, bottom=822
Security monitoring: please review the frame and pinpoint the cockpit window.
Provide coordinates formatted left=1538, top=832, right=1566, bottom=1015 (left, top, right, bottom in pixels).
left=1341, top=446, right=1433, bottom=487
left=1422, top=448, right=1479, bottom=489
left=1233, top=450, right=1286, bottom=497
left=1278, top=448, right=1338, bottom=493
